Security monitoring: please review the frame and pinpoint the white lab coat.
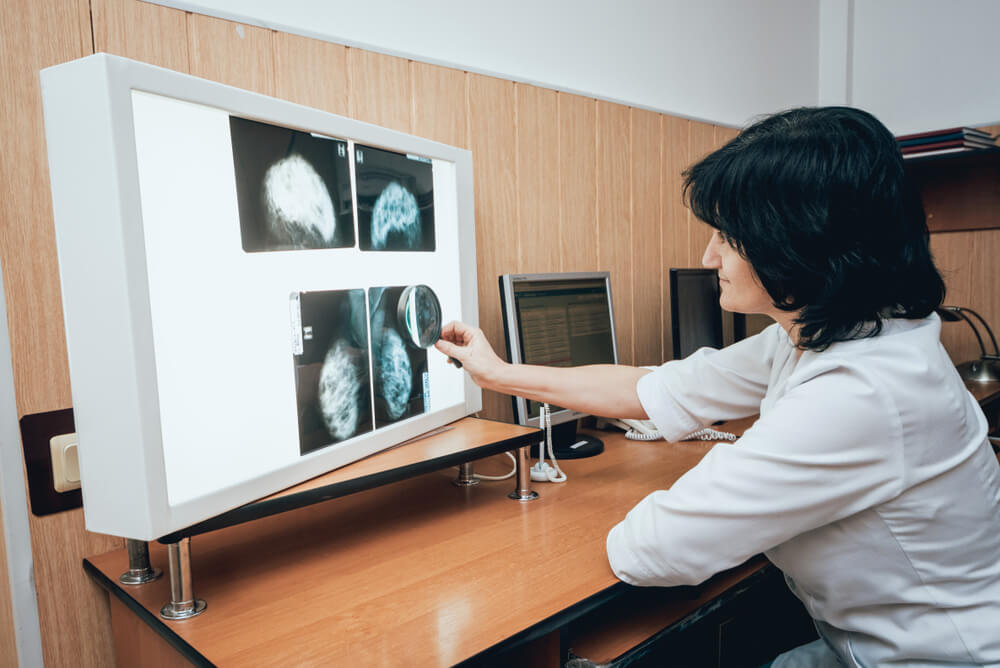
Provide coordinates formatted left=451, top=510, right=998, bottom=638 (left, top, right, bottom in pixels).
left=606, top=314, right=1000, bottom=666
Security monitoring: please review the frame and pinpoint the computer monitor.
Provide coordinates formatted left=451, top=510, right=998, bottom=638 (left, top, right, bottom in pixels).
left=669, top=268, right=746, bottom=359
left=499, top=271, right=618, bottom=459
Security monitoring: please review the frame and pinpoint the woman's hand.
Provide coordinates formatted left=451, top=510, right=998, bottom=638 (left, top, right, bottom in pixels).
left=435, top=321, right=507, bottom=389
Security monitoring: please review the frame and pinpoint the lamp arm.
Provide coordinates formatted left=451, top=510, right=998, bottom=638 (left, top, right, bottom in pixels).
left=946, top=308, right=988, bottom=359
left=958, top=307, right=999, bottom=357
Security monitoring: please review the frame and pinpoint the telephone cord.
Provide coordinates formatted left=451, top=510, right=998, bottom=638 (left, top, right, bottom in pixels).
left=625, top=426, right=738, bottom=442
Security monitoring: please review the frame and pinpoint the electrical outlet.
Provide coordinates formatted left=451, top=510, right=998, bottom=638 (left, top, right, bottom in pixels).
left=50, top=433, right=80, bottom=493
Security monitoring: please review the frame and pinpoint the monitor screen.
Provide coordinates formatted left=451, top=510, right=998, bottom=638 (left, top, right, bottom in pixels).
left=669, top=268, right=728, bottom=359
left=500, top=272, right=618, bottom=427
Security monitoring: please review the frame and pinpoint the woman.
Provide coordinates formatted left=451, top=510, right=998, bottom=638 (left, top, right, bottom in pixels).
left=436, top=107, right=1000, bottom=666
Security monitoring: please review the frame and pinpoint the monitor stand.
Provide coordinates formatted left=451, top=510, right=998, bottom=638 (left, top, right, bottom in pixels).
left=530, top=419, right=604, bottom=460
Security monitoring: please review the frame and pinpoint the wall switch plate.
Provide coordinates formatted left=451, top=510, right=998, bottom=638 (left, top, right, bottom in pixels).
left=50, top=433, right=80, bottom=492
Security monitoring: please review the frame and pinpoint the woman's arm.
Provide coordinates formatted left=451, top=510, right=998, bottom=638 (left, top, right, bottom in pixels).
left=435, top=321, right=651, bottom=419
left=607, top=364, right=904, bottom=586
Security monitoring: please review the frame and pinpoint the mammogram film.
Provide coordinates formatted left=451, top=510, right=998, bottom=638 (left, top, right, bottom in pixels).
left=293, top=289, right=373, bottom=455
left=369, top=286, right=430, bottom=427
left=355, top=145, right=435, bottom=252
left=230, top=116, right=354, bottom=252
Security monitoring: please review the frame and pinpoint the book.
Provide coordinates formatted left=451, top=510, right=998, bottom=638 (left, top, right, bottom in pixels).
left=898, top=131, right=995, bottom=147
left=902, top=146, right=976, bottom=159
left=901, top=138, right=997, bottom=154
left=896, top=126, right=994, bottom=143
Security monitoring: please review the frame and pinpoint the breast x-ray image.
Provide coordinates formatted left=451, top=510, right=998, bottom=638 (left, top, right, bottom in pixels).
left=293, top=289, right=373, bottom=455
left=369, top=286, right=431, bottom=427
left=355, top=145, right=435, bottom=252
left=230, top=116, right=354, bottom=252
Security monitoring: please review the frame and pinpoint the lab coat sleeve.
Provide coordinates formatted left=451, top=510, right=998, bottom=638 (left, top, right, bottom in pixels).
left=607, top=363, right=905, bottom=587
left=636, top=325, right=784, bottom=440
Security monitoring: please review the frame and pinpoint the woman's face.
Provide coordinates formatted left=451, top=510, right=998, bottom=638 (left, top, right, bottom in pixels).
left=701, top=230, right=775, bottom=317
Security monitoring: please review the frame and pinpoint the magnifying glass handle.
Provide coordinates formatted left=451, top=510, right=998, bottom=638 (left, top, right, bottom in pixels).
left=449, top=357, right=463, bottom=369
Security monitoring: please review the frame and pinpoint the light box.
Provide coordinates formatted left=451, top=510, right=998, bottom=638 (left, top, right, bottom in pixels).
left=40, top=54, right=480, bottom=540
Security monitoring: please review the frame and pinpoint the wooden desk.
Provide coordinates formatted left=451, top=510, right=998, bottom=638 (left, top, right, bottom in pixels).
left=964, top=380, right=1000, bottom=406
left=84, top=419, right=744, bottom=667
left=86, top=379, right=1000, bottom=667
left=967, top=380, right=1000, bottom=438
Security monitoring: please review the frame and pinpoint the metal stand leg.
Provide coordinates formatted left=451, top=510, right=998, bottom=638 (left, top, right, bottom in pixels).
left=159, top=538, right=207, bottom=620
left=508, top=445, right=539, bottom=502
left=453, top=462, right=480, bottom=486
left=119, top=539, right=163, bottom=585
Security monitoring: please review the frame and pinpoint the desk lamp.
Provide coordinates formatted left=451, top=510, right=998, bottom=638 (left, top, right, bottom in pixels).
left=937, top=305, right=1000, bottom=382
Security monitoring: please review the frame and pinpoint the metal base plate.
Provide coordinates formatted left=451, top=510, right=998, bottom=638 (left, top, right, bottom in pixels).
left=119, top=567, right=163, bottom=585
left=508, top=490, right=539, bottom=502
left=160, top=598, right=207, bottom=620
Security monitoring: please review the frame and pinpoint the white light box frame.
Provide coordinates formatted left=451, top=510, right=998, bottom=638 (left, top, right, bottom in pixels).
left=41, top=54, right=480, bottom=540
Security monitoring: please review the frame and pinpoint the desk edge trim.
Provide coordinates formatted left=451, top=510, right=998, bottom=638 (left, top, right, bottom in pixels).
left=455, top=581, right=630, bottom=666
left=83, top=557, right=216, bottom=668
left=157, top=426, right=541, bottom=543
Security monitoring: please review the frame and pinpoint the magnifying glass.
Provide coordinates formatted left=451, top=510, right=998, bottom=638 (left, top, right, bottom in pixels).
left=396, top=284, right=462, bottom=368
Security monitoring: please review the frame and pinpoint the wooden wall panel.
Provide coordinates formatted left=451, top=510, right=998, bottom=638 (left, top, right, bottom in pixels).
left=71, top=0, right=94, bottom=55
left=661, top=115, right=691, bottom=360
left=187, top=13, right=274, bottom=95
left=347, top=48, right=411, bottom=132
left=273, top=32, right=348, bottom=116
left=91, top=0, right=189, bottom=71
left=516, top=84, right=560, bottom=274
left=631, top=109, right=663, bottom=366
left=0, top=0, right=90, bottom=417
left=26, top=516, right=120, bottom=668
left=468, top=75, right=518, bottom=421
left=596, top=101, right=633, bottom=365
left=0, top=1, right=125, bottom=667
left=558, top=93, right=598, bottom=272
left=931, top=229, right=1000, bottom=366
left=967, top=231, right=1000, bottom=358
left=410, top=62, right=468, bottom=149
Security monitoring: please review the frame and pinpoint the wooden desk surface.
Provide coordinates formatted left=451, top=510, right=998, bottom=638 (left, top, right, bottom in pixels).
left=85, top=420, right=750, bottom=667
left=966, top=380, right=1000, bottom=406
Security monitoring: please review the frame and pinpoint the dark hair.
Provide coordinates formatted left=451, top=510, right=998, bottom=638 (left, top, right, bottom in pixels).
left=683, top=106, right=945, bottom=351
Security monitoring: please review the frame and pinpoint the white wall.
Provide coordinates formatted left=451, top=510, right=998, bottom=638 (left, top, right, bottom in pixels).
left=817, top=0, right=851, bottom=106
left=147, top=0, right=820, bottom=129
left=850, top=0, right=1000, bottom=134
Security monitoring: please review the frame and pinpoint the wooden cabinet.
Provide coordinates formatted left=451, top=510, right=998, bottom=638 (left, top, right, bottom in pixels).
left=905, top=147, right=1000, bottom=233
